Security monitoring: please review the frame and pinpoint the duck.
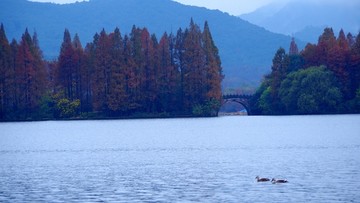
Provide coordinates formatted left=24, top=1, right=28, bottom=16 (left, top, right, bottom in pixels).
left=255, top=176, right=270, bottom=182
left=271, top=178, right=288, bottom=183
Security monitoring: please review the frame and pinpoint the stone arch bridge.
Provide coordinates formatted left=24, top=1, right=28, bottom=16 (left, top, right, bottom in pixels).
left=222, top=94, right=253, bottom=115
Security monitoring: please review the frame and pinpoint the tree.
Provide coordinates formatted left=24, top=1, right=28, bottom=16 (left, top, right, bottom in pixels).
left=57, top=29, right=75, bottom=100
left=123, top=34, right=139, bottom=113
left=140, top=28, right=157, bottom=112
left=107, top=28, right=128, bottom=114
left=317, top=27, right=337, bottom=66
left=174, top=27, right=186, bottom=111
left=129, top=26, right=145, bottom=112
left=348, top=32, right=360, bottom=102
left=201, top=21, right=223, bottom=115
left=0, top=23, right=13, bottom=119
left=289, top=37, right=299, bottom=55
left=72, top=33, right=84, bottom=102
left=301, top=43, right=318, bottom=67
left=269, top=47, right=289, bottom=113
left=1, top=20, right=226, bottom=120
left=254, top=28, right=360, bottom=115
left=92, top=29, right=112, bottom=113
left=327, top=29, right=351, bottom=99
left=182, top=19, right=206, bottom=112
left=15, top=29, right=47, bottom=119
left=81, top=35, right=98, bottom=113
left=157, top=32, right=180, bottom=112
left=279, top=66, right=342, bottom=114
left=347, top=33, right=355, bottom=47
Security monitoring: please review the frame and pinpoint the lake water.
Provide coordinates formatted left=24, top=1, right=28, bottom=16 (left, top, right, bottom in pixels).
left=0, top=115, right=359, bottom=202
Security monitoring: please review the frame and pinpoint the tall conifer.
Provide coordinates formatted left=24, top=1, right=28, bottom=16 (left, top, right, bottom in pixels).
left=202, top=21, right=223, bottom=103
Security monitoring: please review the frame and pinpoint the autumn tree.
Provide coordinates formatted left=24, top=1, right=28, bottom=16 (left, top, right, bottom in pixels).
left=129, top=26, right=144, bottom=112
left=301, top=43, right=318, bottom=67
left=1, top=20, right=225, bottom=120
left=0, top=24, right=13, bottom=119
left=81, top=39, right=96, bottom=113
left=182, top=19, right=207, bottom=113
left=107, top=28, right=128, bottom=114
left=174, top=27, right=186, bottom=111
left=200, top=21, right=223, bottom=116
left=317, top=27, right=337, bottom=66
left=157, top=32, right=180, bottom=113
left=72, top=33, right=84, bottom=101
left=57, top=29, right=75, bottom=100
left=349, top=32, right=360, bottom=102
left=252, top=28, right=360, bottom=115
left=92, top=29, right=113, bottom=113
left=14, top=29, right=47, bottom=119
left=328, top=29, right=351, bottom=98
left=140, top=28, right=157, bottom=112
left=347, top=33, right=355, bottom=47
left=122, top=34, right=139, bottom=113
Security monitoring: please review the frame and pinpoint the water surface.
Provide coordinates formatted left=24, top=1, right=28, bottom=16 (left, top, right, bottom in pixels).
left=1, top=115, right=359, bottom=202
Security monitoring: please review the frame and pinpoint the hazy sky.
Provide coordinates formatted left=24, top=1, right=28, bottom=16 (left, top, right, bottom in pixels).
left=29, top=0, right=278, bottom=15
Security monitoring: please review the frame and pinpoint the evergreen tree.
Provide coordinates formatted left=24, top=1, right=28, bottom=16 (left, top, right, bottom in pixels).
left=270, top=48, right=289, bottom=93
left=288, top=38, right=304, bottom=73
left=289, top=37, right=299, bottom=55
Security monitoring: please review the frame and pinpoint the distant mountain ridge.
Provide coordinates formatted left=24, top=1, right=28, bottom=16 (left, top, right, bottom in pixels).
left=240, top=1, right=360, bottom=43
left=0, top=0, right=298, bottom=87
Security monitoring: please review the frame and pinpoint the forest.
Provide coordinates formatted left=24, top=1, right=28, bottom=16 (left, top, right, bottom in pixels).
left=0, top=20, right=223, bottom=121
left=251, top=28, right=360, bottom=115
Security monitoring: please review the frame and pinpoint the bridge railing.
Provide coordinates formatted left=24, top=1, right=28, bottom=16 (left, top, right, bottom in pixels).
left=222, top=94, right=253, bottom=99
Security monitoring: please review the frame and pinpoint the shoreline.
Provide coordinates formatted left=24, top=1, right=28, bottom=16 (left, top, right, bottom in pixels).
left=2, top=113, right=359, bottom=123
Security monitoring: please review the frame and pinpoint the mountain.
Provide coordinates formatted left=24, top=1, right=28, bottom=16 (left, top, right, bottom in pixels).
left=240, top=1, right=360, bottom=44
left=0, top=0, right=298, bottom=88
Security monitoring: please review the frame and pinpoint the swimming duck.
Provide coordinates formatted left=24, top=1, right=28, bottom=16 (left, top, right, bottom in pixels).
left=256, top=176, right=270, bottom=182
left=271, top=178, right=288, bottom=183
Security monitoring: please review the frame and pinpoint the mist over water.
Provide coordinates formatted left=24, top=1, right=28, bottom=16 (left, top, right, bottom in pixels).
left=1, top=115, right=359, bottom=202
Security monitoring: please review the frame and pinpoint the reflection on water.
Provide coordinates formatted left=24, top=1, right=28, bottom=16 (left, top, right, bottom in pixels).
left=0, top=115, right=359, bottom=202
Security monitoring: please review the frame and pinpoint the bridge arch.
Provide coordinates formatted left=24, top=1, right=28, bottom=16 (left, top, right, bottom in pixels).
left=220, top=95, right=252, bottom=115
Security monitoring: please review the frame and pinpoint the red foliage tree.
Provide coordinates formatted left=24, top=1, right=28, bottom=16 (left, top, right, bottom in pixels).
left=15, top=29, right=47, bottom=118
left=0, top=23, right=13, bottom=119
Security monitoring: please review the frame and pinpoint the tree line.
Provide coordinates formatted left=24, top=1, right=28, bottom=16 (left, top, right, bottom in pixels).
left=0, top=19, right=223, bottom=120
left=251, top=28, right=360, bottom=115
